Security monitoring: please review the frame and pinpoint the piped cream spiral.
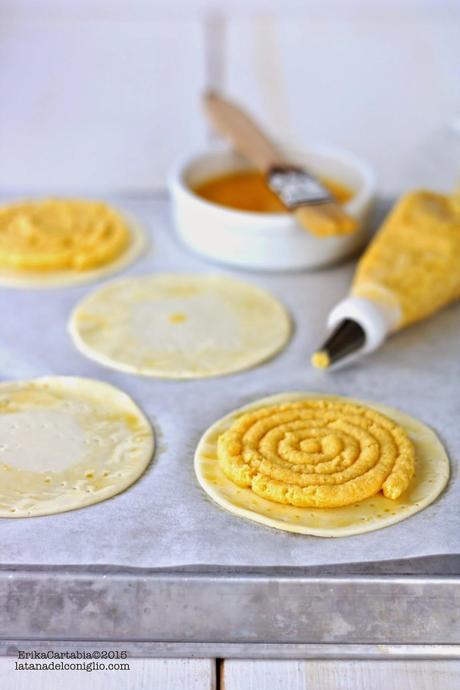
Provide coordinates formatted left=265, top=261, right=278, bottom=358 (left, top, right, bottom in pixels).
left=218, top=399, right=415, bottom=508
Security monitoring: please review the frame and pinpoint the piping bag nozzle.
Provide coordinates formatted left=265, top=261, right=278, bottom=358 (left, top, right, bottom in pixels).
left=311, top=296, right=401, bottom=369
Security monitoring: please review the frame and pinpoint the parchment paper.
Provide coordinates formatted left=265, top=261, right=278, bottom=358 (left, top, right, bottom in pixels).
left=0, top=196, right=459, bottom=569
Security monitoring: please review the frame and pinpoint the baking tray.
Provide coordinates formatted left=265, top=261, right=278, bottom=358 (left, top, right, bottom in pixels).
left=0, top=195, right=459, bottom=653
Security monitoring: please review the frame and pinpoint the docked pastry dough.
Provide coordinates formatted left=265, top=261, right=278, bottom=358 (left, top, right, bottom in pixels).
left=0, top=201, right=146, bottom=288
left=69, top=274, right=291, bottom=379
left=0, top=377, right=154, bottom=517
left=195, top=392, right=449, bottom=537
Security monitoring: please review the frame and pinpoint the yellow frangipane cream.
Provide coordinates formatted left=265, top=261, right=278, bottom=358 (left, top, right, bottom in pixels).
left=195, top=393, right=449, bottom=537
left=217, top=398, right=415, bottom=508
left=0, top=199, right=130, bottom=271
left=310, top=350, right=330, bottom=370
left=352, top=190, right=460, bottom=327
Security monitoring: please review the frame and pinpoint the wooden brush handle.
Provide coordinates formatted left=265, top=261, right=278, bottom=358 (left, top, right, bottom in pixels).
left=203, top=91, right=358, bottom=237
left=203, top=91, right=282, bottom=171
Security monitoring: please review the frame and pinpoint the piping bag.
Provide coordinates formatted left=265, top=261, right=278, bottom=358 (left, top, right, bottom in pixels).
left=312, top=189, right=460, bottom=368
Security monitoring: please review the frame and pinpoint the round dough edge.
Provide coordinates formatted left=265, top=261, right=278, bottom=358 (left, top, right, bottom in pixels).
left=194, top=391, right=450, bottom=537
left=0, top=376, right=155, bottom=518
left=68, top=273, right=292, bottom=379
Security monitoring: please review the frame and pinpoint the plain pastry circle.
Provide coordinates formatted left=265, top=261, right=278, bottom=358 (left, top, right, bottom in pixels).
left=194, top=392, right=450, bottom=537
left=0, top=210, right=147, bottom=289
left=0, top=377, right=154, bottom=518
left=69, top=273, right=291, bottom=379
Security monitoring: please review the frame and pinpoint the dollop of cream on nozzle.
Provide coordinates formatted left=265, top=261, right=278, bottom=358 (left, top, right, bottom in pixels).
left=311, top=350, right=330, bottom=369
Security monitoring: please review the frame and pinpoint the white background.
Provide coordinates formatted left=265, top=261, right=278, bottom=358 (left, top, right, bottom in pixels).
left=1, top=0, right=459, bottom=195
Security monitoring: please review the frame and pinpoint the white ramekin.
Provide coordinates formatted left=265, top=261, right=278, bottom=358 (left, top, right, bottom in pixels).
left=168, top=144, right=376, bottom=271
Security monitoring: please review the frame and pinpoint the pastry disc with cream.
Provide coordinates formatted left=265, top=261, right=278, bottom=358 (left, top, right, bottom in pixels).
left=0, top=377, right=154, bottom=518
left=0, top=200, right=147, bottom=289
left=195, top=392, right=449, bottom=537
left=69, top=273, right=291, bottom=379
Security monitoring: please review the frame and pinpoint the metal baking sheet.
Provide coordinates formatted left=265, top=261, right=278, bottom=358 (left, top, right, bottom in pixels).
left=2, top=567, right=460, bottom=649
left=0, top=195, right=459, bottom=571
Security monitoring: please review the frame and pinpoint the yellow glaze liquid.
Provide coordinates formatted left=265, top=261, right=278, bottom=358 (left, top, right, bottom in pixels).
left=0, top=198, right=130, bottom=272
left=352, top=190, right=460, bottom=327
left=193, top=170, right=353, bottom=214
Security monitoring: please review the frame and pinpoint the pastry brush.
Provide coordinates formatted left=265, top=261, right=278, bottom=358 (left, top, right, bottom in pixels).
left=203, top=91, right=357, bottom=237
